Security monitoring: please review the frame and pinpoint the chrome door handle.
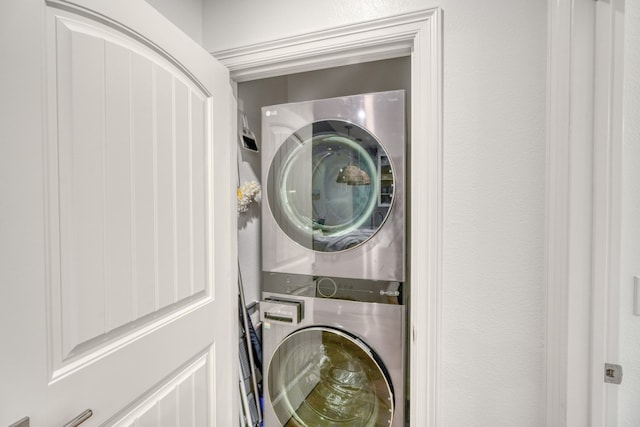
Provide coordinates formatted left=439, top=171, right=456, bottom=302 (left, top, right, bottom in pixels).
left=63, top=409, right=93, bottom=427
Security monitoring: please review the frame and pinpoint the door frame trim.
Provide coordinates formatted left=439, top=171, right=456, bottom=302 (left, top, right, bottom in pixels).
left=591, top=0, right=626, bottom=424
left=212, top=8, right=443, bottom=426
left=545, top=0, right=626, bottom=425
left=545, top=0, right=597, bottom=425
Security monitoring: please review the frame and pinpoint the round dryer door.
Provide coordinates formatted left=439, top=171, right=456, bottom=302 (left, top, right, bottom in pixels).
left=267, top=327, right=394, bottom=427
left=267, top=120, right=395, bottom=252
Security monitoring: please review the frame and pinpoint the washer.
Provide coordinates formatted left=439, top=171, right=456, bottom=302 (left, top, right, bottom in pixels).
left=260, top=273, right=405, bottom=427
left=261, top=91, right=405, bottom=281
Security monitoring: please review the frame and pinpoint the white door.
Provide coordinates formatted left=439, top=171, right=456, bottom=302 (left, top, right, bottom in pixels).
left=0, top=0, right=235, bottom=425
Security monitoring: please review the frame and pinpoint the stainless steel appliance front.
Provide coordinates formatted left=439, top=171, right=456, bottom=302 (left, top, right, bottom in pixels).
left=260, top=277, right=405, bottom=427
left=261, top=91, right=405, bottom=281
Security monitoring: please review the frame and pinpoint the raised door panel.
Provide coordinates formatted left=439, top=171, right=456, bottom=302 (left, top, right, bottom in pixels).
left=108, top=352, right=210, bottom=426
left=49, top=12, right=211, bottom=380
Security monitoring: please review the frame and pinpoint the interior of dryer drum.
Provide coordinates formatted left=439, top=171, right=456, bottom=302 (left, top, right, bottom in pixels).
left=266, top=119, right=395, bottom=253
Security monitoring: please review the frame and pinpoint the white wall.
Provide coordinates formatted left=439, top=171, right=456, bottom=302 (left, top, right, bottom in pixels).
left=619, top=0, right=640, bottom=423
left=208, top=1, right=547, bottom=426
left=145, top=0, right=203, bottom=45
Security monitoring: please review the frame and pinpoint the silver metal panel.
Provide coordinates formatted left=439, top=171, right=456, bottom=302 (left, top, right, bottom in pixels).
left=261, top=91, right=405, bottom=281
left=261, top=293, right=405, bottom=427
left=263, top=271, right=403, bottom=304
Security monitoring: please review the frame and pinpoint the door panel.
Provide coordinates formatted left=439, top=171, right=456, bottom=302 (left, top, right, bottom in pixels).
left=108, top=352, right=209, bottom=426
left=0, top=0, right=234, bottom=425
left=52, top=9, right=212, bottom=368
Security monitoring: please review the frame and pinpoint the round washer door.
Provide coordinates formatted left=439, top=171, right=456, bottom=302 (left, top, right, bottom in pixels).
left=267, top=120, right=395, bottom=253
left=267, top=326, right=394, bottom=427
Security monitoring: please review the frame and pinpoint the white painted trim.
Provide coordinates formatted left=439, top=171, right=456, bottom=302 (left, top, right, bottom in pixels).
left=214, top=9, right=434, bottom=82
left=546, top=0, right=629, bottom=426
left=545, top=0, right=573, bottom=419
left=545, top=0, right=597, bottom=426
left=591, top=0, right=625, bottom=425
left=212, top=9, right=443, bottom=427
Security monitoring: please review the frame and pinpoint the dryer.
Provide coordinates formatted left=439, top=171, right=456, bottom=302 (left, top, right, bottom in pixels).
left=261, top=91, right=405, bottom=281
left=260, top=273, right=405, bottom=427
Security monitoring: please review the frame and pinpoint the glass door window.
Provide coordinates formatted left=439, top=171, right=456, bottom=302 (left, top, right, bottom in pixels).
left=268, top=327, right=394, bottom=427
left=267, top=120, right=395, bottom=253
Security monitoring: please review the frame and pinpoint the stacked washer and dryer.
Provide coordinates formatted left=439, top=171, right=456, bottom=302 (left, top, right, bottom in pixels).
left=259, top=91, right=406, bottom=427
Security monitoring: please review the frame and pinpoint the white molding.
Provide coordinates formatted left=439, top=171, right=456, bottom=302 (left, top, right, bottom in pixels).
left=545, top=0, right=572, bottom=421
left=591, top=0, right=625, bottom=425
left=545, top=0, right=597, bottom=426
left=212, top=9, right=443, bottom=427
left=213, top=9, right=435, bottom=82
left=545, top=0, right=626, bottom=425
